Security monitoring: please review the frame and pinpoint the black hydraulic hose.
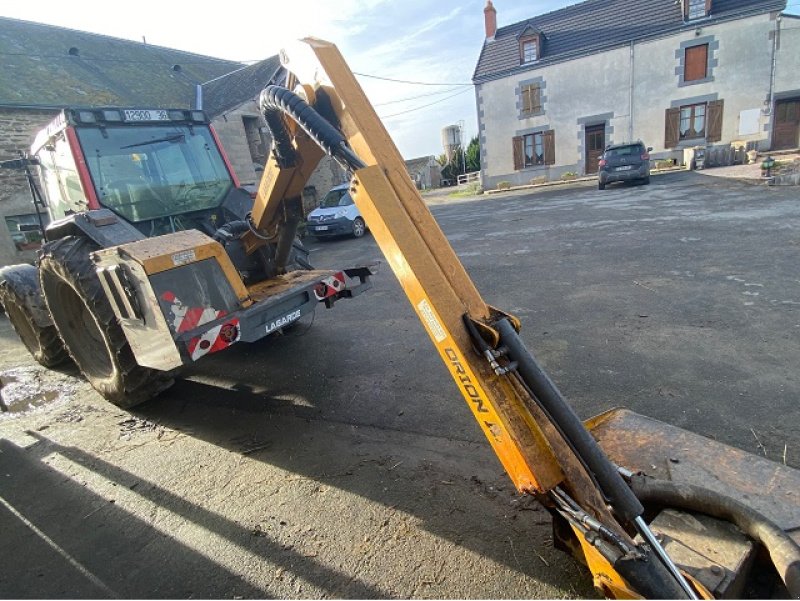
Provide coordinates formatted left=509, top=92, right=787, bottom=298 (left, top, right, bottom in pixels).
left=259, top=86, right=366, bottom=171
left=495, top=318, right=645, bottom=525
left=212, top=220, right=250, bottom=243
left=631, top=476, right=800, bottom=599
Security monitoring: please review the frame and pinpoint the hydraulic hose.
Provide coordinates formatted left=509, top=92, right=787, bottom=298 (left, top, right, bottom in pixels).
left=630, top=476, right=800, bottom=598
left=259, top=86, right=365, bottom=171
left=495, top=318, right=645, bottom=524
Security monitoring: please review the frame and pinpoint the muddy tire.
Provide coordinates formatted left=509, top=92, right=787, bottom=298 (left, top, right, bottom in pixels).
left=39, top=236, right=173, bottom=408
left=0, top=266, right=69, bottom=368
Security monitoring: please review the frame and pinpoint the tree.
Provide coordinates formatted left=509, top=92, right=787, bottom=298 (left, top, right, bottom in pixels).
left=437, top=147, right=465, bottom=183
left=465, top=136, right=481, bottom=173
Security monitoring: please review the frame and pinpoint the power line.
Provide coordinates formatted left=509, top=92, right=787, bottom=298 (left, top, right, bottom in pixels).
left=354, top=72, right=473, bottom=87
left=379, top=88, right=472, bottom=119
left=374, top=86, right=467, bottom=107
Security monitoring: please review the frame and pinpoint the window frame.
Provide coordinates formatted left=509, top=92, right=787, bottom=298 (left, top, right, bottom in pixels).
left=523, top=132, right=546, bottom=167
left=687, top=0, right=708, bottom=20
left=683, top=43, right=709, bottom=83
left=679, top=102, right=707, bottom=141
left=520, top=36, right=538, bottom=64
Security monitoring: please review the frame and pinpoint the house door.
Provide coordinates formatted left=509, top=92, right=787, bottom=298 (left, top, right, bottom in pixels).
left=585, top=124, right=605, bottom=174
left=773, top=99, right=800, bottom=150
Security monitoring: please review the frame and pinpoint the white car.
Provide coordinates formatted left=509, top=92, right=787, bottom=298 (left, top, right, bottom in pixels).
left=306, top=183, right=367, bottom=239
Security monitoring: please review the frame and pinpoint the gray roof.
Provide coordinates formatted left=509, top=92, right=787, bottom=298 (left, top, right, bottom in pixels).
left=405, top=156, right=435, bottom=174
left=201, top=56, right=284, bottom=118
left=0, top=16, right=244, bottom=108
left=474, top=0, right=787, bottom=82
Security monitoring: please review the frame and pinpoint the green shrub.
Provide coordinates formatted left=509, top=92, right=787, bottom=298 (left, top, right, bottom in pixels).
left=497, top=181, right=511, bottom=190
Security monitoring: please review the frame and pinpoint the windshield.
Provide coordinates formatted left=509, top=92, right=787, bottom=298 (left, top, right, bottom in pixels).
left=605, top=145, right=644, bottom=158
left=320, top=188, right=352, bottom=208
left=77, top=124, right=233, bottom=222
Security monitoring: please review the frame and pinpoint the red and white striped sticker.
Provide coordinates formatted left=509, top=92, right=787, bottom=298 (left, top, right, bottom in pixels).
left=313, top=272, right=346, bottom=301
left=161, top=291, right=227, bottom=334
left=187, top=319, right=240, bottom=361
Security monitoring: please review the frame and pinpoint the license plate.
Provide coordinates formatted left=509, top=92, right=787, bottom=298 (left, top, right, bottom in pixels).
left=616, top=165, right=633, bottom=171
left=123, top=109, right=170, bottom=122
left=314, top=225, right=329, bottom=231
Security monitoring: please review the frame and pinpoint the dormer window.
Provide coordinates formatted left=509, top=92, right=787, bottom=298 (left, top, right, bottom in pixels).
left=521, top=36, right=538, bottom=63
left=685, top=0, right=711, bottom=20
left=517, top=24, right=544, bottom=65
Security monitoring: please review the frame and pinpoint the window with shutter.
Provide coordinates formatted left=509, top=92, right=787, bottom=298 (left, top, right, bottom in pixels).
left=513, top=131, right=553, bottom=169
left=684, top=44, right=708, bottom=82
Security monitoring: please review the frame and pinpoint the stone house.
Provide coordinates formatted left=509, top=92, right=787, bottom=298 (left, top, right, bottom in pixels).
left=0, top=17, right=344, bottom=267
left=404, top=156, right=442, bottom=189
left=473, top=0, right=800, bottom=189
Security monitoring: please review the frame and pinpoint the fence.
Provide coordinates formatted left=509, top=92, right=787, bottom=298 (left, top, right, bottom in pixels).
left=457, top=171, right=480, bottom=186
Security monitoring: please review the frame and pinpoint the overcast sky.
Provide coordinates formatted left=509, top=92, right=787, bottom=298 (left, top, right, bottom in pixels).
left=2, top=0, right=798, bottom=159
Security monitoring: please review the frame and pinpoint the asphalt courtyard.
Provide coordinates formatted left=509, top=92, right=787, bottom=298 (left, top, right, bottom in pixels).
left=1, top=170, right=798, bottom=598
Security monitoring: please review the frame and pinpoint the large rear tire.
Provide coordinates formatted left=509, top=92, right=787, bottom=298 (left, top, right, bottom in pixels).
left=0, top=266, right=69, bottom=368
left=39, top=236, right=173, bottom=408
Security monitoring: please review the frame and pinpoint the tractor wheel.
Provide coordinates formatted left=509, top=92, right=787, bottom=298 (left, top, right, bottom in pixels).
left=0, top=266, right=69, bottom=368
left=39, top=236, right=173, bottom=408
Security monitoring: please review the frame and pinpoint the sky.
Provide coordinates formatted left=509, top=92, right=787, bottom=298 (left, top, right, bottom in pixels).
left=2, top=0, right=798, bottom=159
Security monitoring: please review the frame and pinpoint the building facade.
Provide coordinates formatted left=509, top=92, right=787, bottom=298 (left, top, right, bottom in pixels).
left=473, top=0, right=800, bottom=189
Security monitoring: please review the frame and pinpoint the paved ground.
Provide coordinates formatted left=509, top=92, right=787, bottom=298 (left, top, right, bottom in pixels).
left=1, top=170, right=799, bottom=598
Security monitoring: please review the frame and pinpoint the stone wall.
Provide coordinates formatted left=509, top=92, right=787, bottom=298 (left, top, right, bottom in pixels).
left=0, top=108, right=58, bottom=267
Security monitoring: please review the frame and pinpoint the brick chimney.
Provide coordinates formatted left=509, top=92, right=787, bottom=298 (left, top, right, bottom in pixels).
left=484, top=0, right=497, bottom=40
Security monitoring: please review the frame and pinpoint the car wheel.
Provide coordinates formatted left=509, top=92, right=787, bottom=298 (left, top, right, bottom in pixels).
left=642, top=176, right=650, bottom=185
left=352, top=217, right=366, bottom=238
left=598, top=181, right=605, bottom=190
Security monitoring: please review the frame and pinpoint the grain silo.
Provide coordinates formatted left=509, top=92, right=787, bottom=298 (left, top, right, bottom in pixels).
left=441, top=125, right=462, bottom=162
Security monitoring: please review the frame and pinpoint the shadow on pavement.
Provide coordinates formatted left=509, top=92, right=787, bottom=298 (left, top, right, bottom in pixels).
left=2, top=435, right=385, bottom=599
left=127, top=378, right=593, bottom=597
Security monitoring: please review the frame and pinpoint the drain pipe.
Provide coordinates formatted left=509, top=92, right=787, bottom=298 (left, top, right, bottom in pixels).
left=628, top=40, right=635, bottom=142
left=766, top=14, right=781, bottom=147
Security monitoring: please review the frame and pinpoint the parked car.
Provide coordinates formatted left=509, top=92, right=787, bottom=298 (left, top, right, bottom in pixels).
left=598, top=142, right=652, bottom=190
left=306, top=183, right=367, bottom=239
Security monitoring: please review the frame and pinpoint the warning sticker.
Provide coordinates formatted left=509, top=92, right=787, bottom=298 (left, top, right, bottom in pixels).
left=417, top=298, right=447, bottom=343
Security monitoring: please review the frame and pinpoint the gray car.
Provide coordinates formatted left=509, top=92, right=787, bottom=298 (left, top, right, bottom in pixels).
left=598, top=142, right=652, bottom=190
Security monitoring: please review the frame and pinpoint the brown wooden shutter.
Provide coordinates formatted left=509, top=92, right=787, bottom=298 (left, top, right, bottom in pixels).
left=513, top=136, right=524, bottom=170
left=706, top=99, right=724, bottom=142
left=532, top=85, right=542, bottom=112
left=543, top=130, right=555, bottom=165
left=684, top=44, right=708, bottom=81
left=665, top=107, right=680, bottom=148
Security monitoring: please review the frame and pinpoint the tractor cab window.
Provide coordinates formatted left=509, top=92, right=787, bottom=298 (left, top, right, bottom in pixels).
left=77, top=124, right=233, bottom=223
